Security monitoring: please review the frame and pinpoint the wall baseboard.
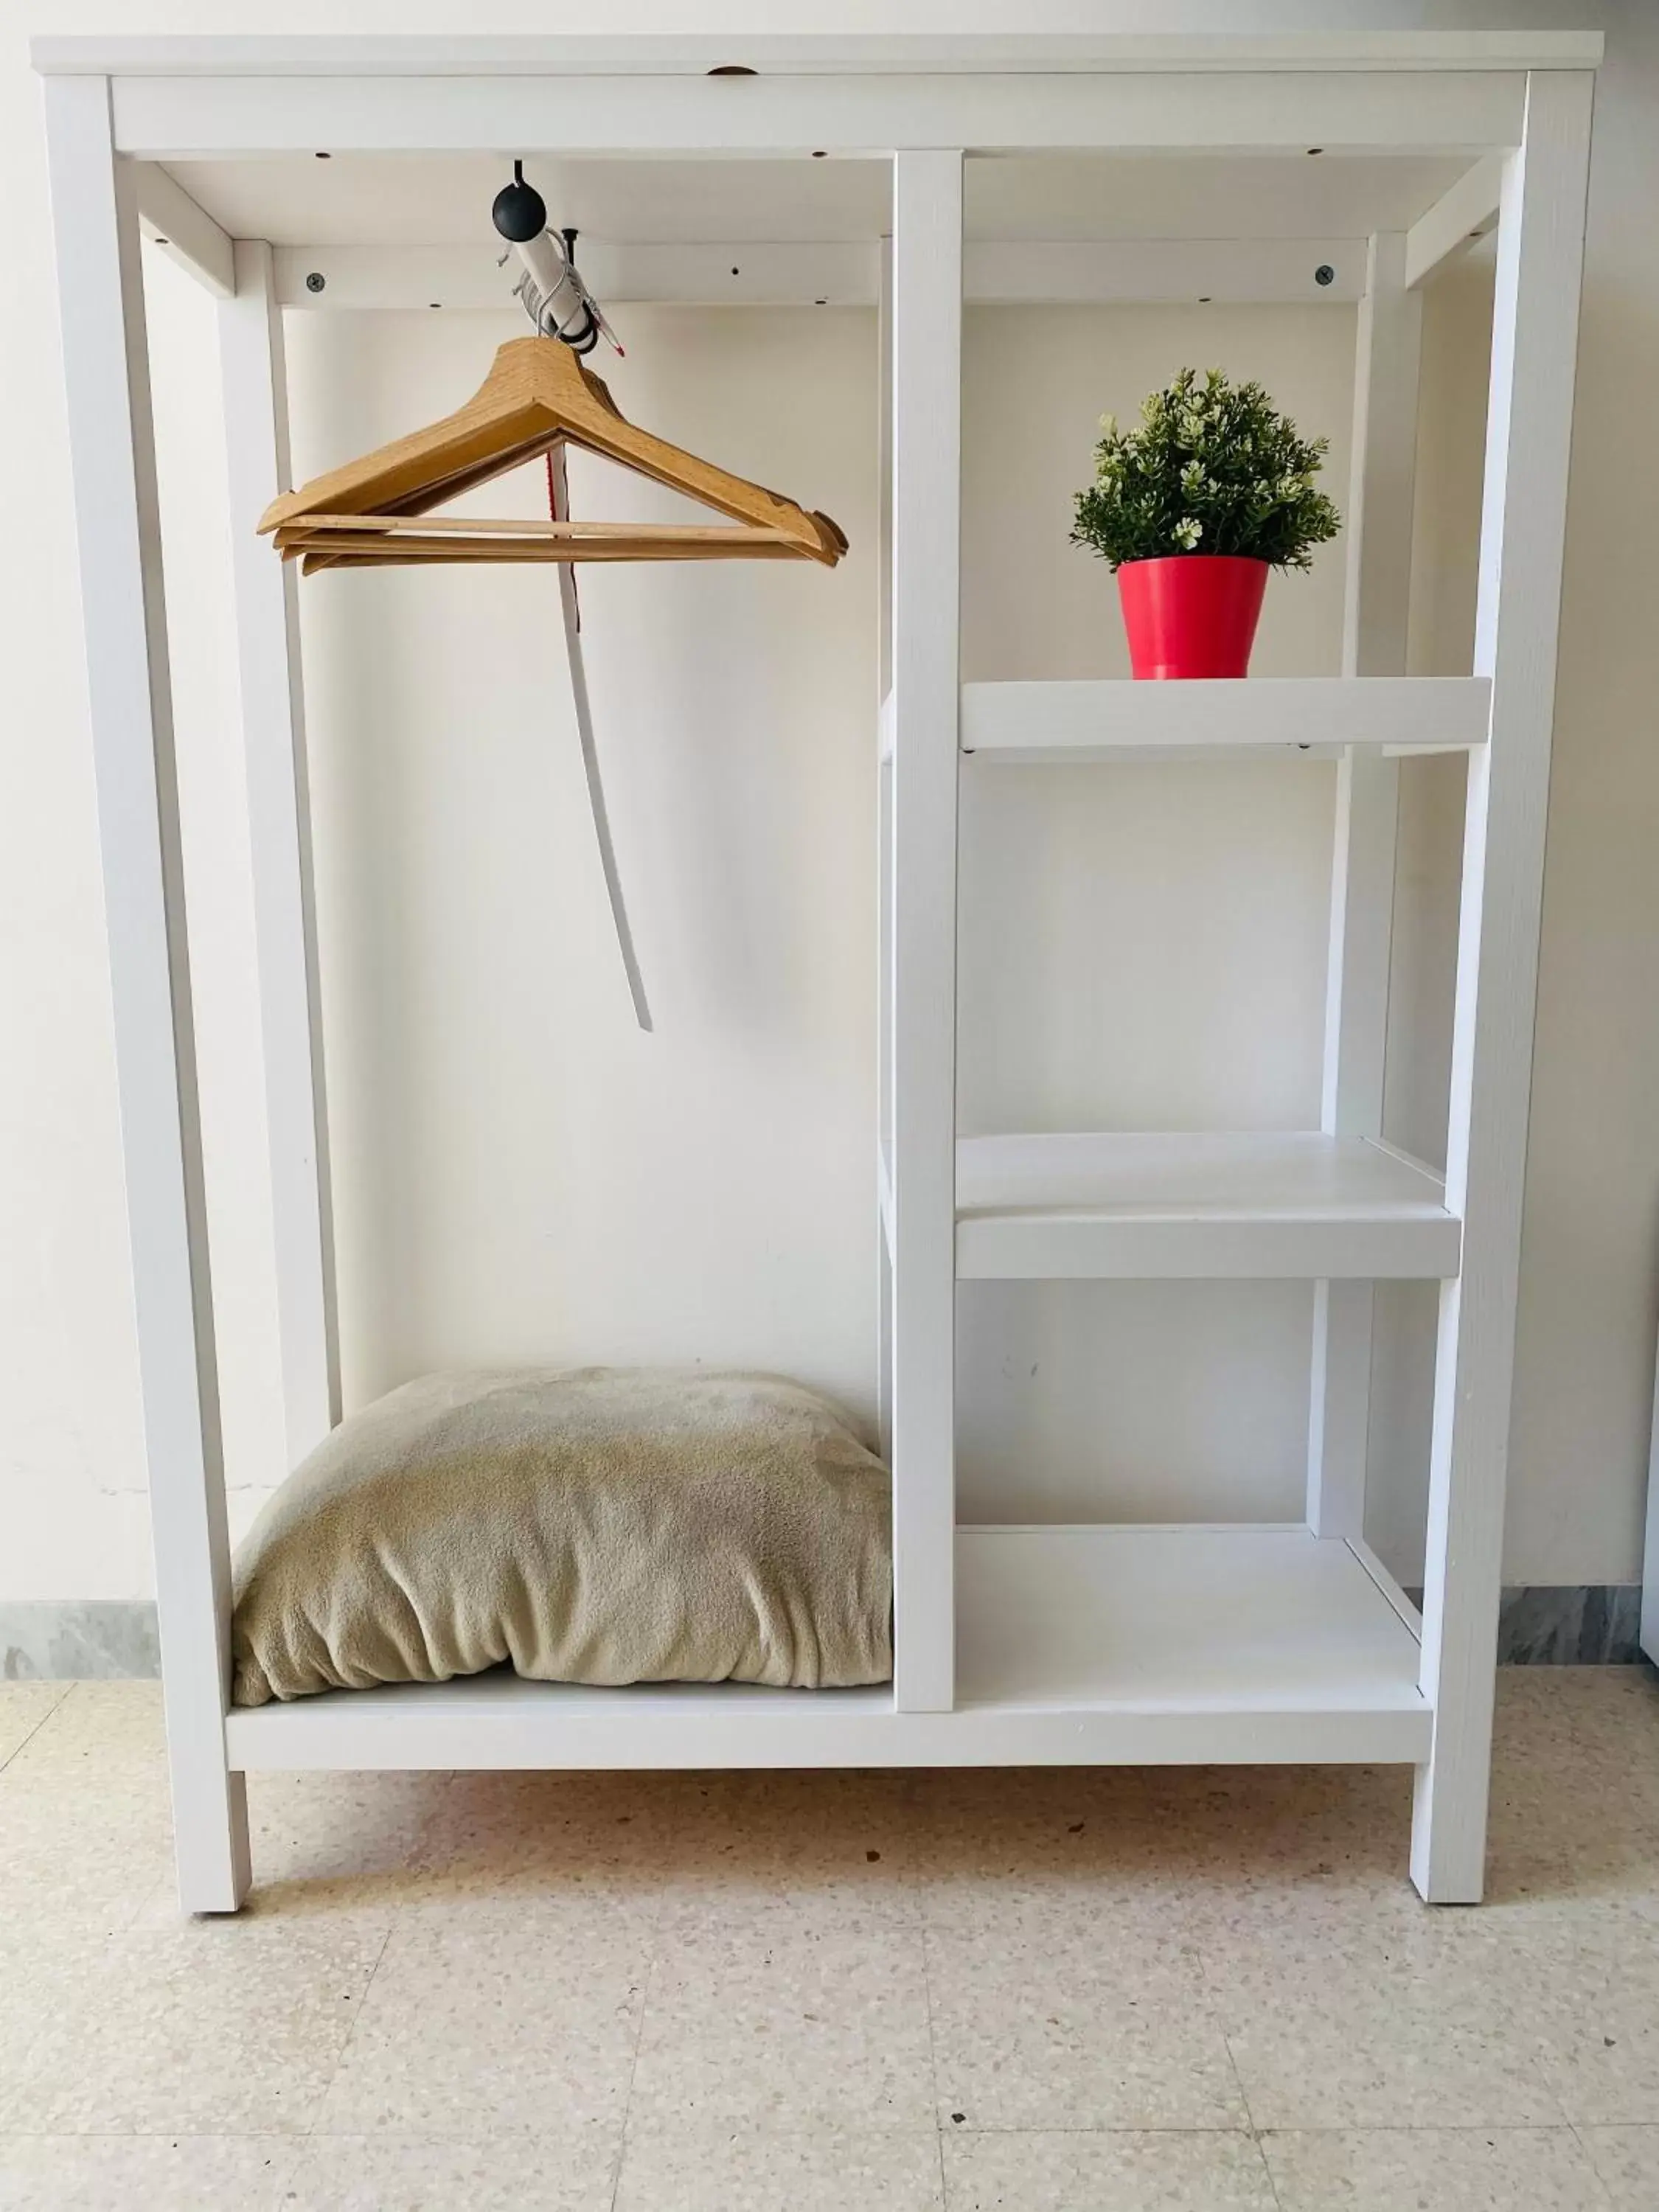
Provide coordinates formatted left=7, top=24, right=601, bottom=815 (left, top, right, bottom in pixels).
left=1496, top=1583, right=1646, bottom=1666
left=1, top=1601, right=160, bottom=1680
left=1395, top=1585, right=1646, bottom=1665
left=3, top=1585, right=1652, bottom=1681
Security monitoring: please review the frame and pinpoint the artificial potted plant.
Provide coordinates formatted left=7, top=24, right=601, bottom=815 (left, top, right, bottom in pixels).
left=1071, top=366, right=1340, bottom=680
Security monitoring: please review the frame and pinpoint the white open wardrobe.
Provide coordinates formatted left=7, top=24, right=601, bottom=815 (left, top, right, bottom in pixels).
left=35, top=30, right=1596, bottom=1912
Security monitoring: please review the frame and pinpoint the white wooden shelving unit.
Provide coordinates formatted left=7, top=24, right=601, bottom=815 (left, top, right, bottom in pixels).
left=35, top=31, right=1595, bottom=1912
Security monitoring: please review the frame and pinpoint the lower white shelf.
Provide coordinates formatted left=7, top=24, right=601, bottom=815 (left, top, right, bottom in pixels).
left=225, top=1674, right=897, bottom=1773
left=956, top=1523, right=1427, bottom=1757
left=224, top=1525, right=1430, bottom=1774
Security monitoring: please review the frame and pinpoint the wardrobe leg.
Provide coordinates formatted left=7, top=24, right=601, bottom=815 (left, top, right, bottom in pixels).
left=175, top=1765, right=253, bottom=1917
left=44, top=77, right=251, bottom=1916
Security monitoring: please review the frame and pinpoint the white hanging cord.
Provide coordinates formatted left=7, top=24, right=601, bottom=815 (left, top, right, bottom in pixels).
left=549, top=447, right=653, bottom=1032
left=495, top=162, right=645, bottom=1026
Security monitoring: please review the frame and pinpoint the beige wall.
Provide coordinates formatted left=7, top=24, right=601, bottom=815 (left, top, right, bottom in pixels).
left=291, top=305, right=881, bottom=1433
left=1508, top=1, right=1659, bottom=1583
left=3, top=0, right=1655, bottom=1600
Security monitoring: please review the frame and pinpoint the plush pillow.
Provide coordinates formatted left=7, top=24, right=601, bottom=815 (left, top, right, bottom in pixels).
left=231, top=1368, right=891, bottom=1705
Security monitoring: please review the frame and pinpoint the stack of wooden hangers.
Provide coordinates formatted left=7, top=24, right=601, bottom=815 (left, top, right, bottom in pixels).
left=260, top=333, right=846, bottom=1034
left=261, top=333, right=846, bottom=571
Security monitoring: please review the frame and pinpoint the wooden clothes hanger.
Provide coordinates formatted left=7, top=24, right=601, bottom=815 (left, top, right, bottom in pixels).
left=260, top=335, right=848, bottom=572
left=259, top=333, right=846, bottom=1034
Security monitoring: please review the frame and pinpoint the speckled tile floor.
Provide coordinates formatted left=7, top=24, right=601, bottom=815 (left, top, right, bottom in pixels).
left=1, top=1671, right=1658, bottom=2209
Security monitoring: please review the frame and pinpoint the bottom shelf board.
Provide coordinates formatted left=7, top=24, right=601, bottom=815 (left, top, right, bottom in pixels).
left=225, top=1525, right=1430, bottom=1773
left=957, top=1523, right=1425, bottom=1722
left=226, top=1676, right=897, bottom=1773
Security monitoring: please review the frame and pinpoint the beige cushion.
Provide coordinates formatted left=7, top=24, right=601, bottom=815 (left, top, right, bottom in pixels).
left=231, top=1368, right=891, bottom=1706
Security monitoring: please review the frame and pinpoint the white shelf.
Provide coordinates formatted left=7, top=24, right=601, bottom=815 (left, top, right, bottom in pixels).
left=956, top=1524, right=1430, bottom=1759
left=223, top=1523, right=1429, bottom=1773
left=226, top=1676, right=897, bottom=1772
left=956, top=1130, right=1460, bottom=1279
left=960, top=675, right=1492, bottom=760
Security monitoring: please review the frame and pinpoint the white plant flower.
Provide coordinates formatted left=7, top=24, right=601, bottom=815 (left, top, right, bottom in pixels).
left=1174, top=517, right=1203, bottom=551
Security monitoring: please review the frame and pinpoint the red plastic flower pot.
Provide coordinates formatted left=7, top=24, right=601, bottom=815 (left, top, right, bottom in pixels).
left=1116, top=554, right=1269, bottom=680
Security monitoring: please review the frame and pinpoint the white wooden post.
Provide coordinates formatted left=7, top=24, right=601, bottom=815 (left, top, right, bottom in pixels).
left=1642, top=1339, right=1659, bottom=1663
left=877, top=232, right=895, bottom=1466
left=218, top=240, right=339, bottom=1472
left=877, top=233, right=895, bottom=709
left=888, top=151, right=962, bottom=1711
left=44, top=74, right=250, bottom=1911
left=1308, top=231, right=1422, bottom=1540
left=1412, top=70, right=1593, bottom=1903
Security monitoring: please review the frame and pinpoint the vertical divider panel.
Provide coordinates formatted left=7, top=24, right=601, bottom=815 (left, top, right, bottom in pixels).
left=43, top=74, right=249, bottom=1910
left=218, top=239, right=340, bottom=1474
left=1413, top=71, right=1593, bottom=1903
left=1309, top=229, right=1422, bottom=1541
left=888, top=152, right=963, bottom=1712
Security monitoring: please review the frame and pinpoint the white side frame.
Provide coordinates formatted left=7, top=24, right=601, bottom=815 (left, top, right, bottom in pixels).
left=876, top=234, right=895, bottom=1468
left=1308, top=229, right=1423, bottom=1543
left=218, top=240, right=340, bottom=1472
left=43, top=74, right=249, bottom=1912
left=1411, top=69, right=1593, bottom=1903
